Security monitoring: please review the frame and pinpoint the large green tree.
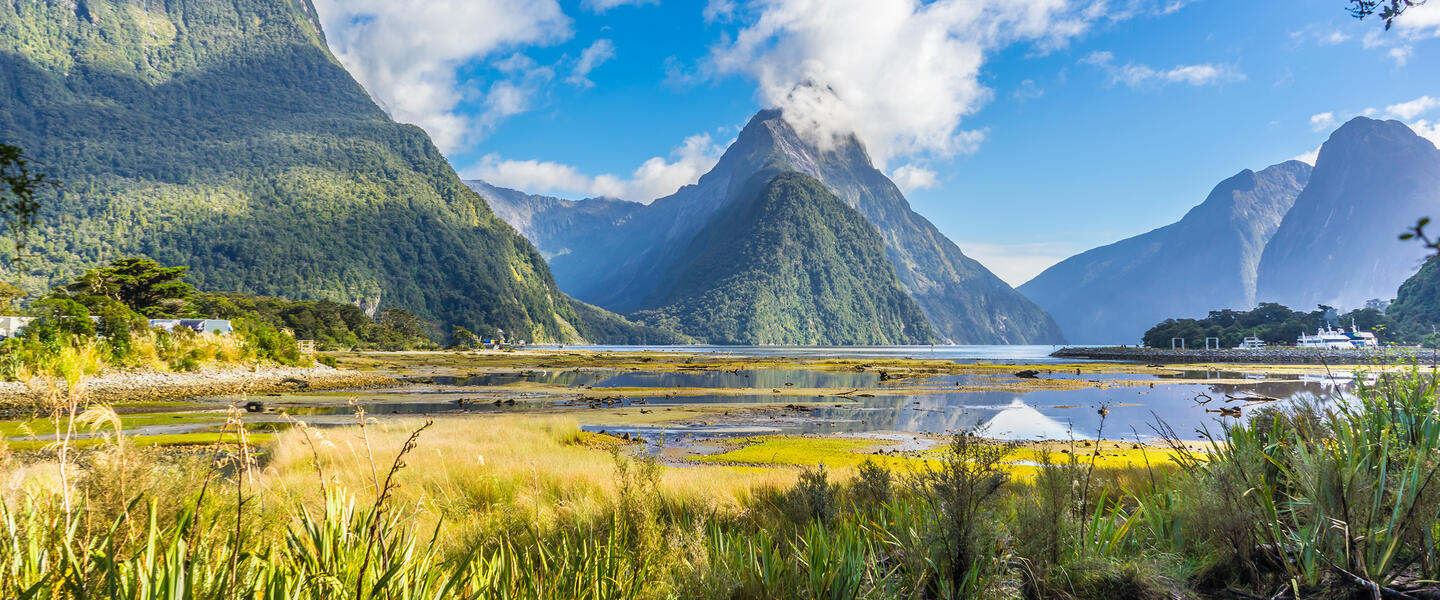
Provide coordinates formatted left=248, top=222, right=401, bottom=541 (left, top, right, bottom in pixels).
left=64, top=257, right=193, bottom=317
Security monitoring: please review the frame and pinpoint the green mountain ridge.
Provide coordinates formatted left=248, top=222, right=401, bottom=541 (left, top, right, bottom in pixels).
left=0, top=0, right=661, bottom=343
left=630, top=172, right=935, bottom=345
left=1388, top=257, right=1440, bottom=338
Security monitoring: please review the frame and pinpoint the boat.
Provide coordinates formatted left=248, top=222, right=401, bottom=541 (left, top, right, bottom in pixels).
left=1343, top=319, right=1378, bottom=348
left=1235, top=336, right=1266, bottom=350
left=1297, top=321, right=1379, bottom=349
left=1297, top=326, right=1356, bottom=349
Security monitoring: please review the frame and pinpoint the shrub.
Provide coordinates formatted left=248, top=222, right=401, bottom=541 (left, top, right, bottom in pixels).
left=850, top=457, right=892, bottom=509
left=911, top=431, right=1017, bottom=597
left=788, top=464, right=836, bottom=524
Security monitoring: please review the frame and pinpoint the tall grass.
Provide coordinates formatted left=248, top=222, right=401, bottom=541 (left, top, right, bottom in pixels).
left=6, top=367, right=1440, bottom=598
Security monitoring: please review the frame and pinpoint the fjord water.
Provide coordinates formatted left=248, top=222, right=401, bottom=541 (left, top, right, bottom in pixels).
left=266, top=343, right=1353, bottom=444
left=536, top=344, right=1078, bottom=362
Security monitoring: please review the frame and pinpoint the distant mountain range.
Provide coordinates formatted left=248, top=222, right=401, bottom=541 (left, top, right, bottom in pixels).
left=1020, top=117, right=1439, bottom=343
left=0, top=0, right=669, bottom=344
left=1020, top=162, right=1311, bottom=344
left=18, top=1, right=1424, bottom=348
left=1255, top=118, right=1440, bottom=311
left=472, top=110, right=1065, bottom=345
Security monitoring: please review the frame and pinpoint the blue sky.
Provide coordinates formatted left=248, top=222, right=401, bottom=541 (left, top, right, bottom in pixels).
left=312, top=0, right=1440, bottom=285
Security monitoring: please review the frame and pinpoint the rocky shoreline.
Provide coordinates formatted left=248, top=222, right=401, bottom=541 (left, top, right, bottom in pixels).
left=1052, top=345, right=1430, bottom=365
left=0, top=366, right=399, bottom=414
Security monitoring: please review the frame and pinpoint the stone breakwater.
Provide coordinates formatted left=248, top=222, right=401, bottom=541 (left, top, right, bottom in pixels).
left=0, top=366, right=399, bottom=413
left=1051, top=346, right=1429, bottom=365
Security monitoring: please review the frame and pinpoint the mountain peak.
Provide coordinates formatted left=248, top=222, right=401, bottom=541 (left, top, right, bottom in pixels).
left=729, top=109, right=876, bottom=176
left=1256, top=114, right=1440, bottom=310
left=1323, top=117, right=1437, bottom=158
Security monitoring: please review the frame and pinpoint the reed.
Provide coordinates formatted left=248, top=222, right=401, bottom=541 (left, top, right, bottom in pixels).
left=5, top=367, right=1440, bottom=599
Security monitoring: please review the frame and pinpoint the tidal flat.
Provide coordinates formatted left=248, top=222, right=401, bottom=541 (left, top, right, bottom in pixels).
left=7, top=348, right=1434, bottom=600
left=1, top=347, right=1381, bottom=466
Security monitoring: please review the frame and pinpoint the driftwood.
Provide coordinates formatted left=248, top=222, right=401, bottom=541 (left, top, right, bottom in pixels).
left=1226, top=392, right=1281, bottom=403
left=1329, top=565, right=1420, bottom=600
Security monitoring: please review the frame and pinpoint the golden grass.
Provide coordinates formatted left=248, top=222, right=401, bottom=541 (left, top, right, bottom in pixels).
left=262, top=414, right=795, bottom=550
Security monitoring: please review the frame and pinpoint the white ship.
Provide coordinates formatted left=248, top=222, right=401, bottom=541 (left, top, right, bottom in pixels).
left=1235, top=336, right=1266, bottom=349
left=1343, top=319, right=1378, bottom=347
left=1296, top=321, right=1378, bottom=349
left=1297, top=327, right=1352, bottom=349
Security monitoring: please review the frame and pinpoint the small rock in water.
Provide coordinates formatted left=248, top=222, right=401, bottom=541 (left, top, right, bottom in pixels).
left=1014, top=370, right=1040, bottom=379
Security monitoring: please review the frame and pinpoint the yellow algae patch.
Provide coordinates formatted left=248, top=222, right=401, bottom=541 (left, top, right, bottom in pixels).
left=1006, top=443, right=1185, bottom=471
left=692, top=435, right=926, bottom=470
left=4, top=432, right=275, bottom=451
left=0, top=412, right=228, bottom=438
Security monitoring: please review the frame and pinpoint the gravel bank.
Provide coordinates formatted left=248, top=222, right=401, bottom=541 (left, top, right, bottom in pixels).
left=1051, top=346, right=1428, bottom=365
left=0, top=366, right=399, bottom=413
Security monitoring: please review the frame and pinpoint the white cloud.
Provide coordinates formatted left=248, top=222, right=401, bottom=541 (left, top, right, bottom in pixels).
left=1290, top=25, right=1351, bottom=46
left=1389, top=45, right=1414, bottom=66
left=568, top=39, right=616, bottom=87
left=465, top=134, right=727, bottom=203
left=956, top=241, right=1078, bottom=287
left=704, top=0, right=740, bottom=22
left=1083, top=50, right=1243, bottom=88
left=1413, top=120, right=1440, bottom=147
left=1363, top=29, right=1388, bottom=49
left=312, top=0, right=571, bottom=154
left=466, top=157, right=596, bottom=194
left=1159, top=0, right=1190, bottom=15
left=1291, top=146, right=1320, bottom=165
left=583, top=0, right=658, bottom=12
left=1310, top=111, right=1337, bottom=132
left=1012, top=78, right=1045, bottom=101
left=1320, top=29, right=1352, bottom=45
left=702, top=0, right=1135, bottom=169
left=1393, top=2, right=1440, bottom=37
left=890, top=164, right=939, bottom=192
left=1357, top=5, right=1440, bottom=67
left=1386, top=96, right=1440, bottom=120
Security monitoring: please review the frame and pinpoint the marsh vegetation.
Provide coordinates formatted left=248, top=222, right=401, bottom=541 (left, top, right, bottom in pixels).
left=4, top=353, right=1440, bottom=599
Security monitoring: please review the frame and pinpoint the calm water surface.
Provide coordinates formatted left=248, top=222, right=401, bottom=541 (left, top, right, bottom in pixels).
left=267, top=365, right=1356, bottom=443
left=531, top=344, right=1090, bottom=363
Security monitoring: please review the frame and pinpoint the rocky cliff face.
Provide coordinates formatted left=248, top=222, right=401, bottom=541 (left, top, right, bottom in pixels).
left=1256, top=117, right=1440, bottom=311
left=1020, top=161, right=1310, bottom=343
left=481, top=110, right=1066, bottom=344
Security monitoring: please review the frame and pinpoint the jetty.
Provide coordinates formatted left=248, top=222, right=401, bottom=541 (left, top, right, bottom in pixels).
left=1051, top=345, right=1428, bottom=365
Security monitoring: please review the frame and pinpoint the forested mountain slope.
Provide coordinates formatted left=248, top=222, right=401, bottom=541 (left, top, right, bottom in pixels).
left=0, top=0, right=656, bottom=343
left=1388, top=257, right=1440, bottom=338
left=630, top=172, right=935, bottom=345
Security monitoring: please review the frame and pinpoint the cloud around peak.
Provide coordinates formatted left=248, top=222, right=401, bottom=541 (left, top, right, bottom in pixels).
left=464, top=133, right=727, bottom=203
left=699, top=0, right=1141, bottom=170
left=312, top=0, right=572, bottom=154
